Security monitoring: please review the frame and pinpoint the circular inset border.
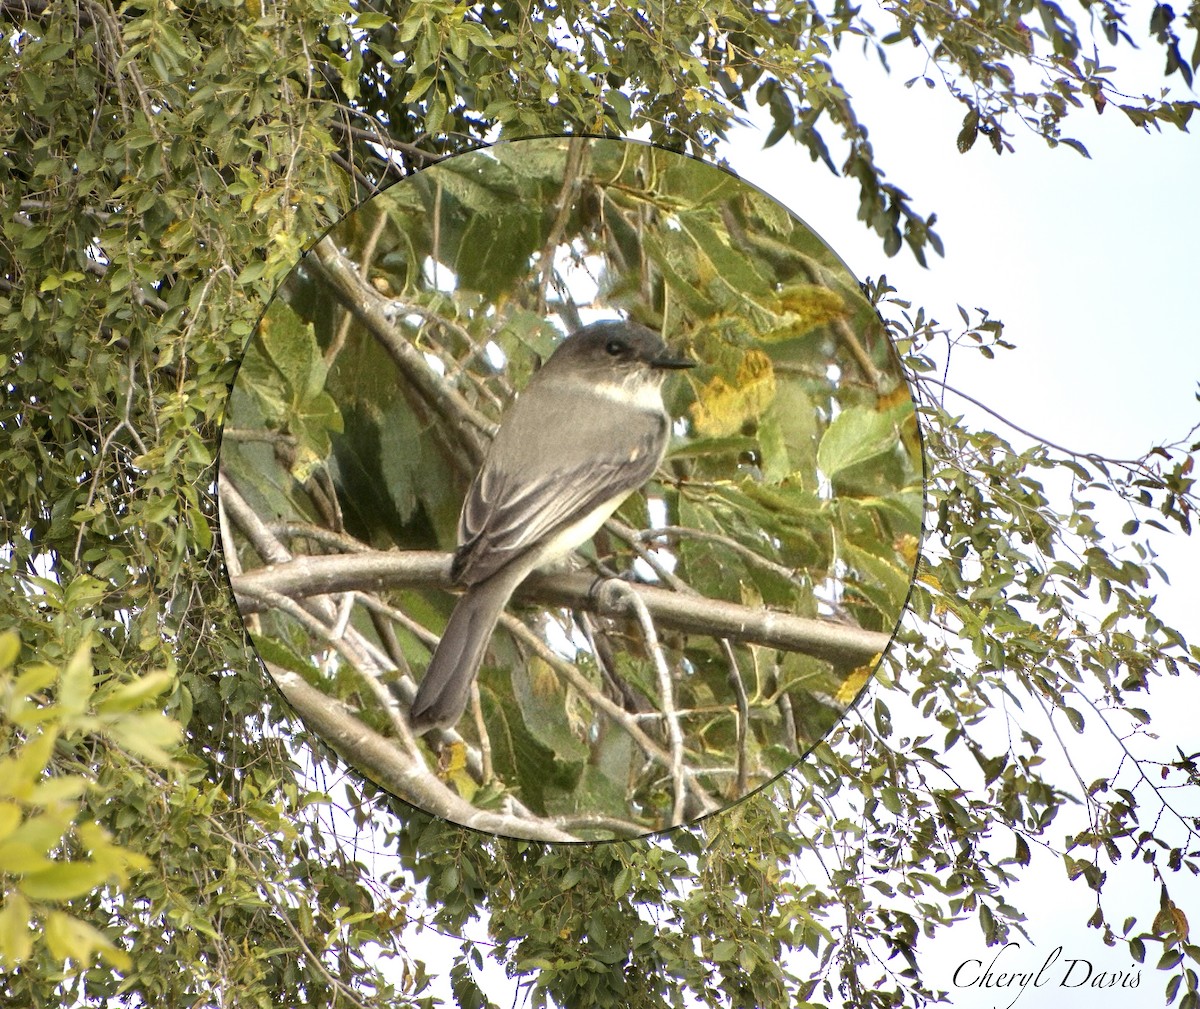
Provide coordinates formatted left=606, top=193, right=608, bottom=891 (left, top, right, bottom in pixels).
left=218, top=136, right=924, bottom=841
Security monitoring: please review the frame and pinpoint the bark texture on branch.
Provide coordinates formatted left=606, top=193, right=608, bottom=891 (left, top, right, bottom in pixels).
left=231, top=549, right=893, bottom=664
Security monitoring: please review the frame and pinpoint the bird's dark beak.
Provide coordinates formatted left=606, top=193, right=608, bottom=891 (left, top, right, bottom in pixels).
left=649, top=351, right=697, bottom=370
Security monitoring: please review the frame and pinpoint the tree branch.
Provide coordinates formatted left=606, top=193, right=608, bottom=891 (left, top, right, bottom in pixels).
left=305, top=236, right=492, bottom=467
left=267, top=666, right=578, bottom=842
left=229, top=549, right=893, bottom=664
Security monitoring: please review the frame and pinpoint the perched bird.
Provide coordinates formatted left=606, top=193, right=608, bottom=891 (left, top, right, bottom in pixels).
left=409, top=319, right=695, bottom=734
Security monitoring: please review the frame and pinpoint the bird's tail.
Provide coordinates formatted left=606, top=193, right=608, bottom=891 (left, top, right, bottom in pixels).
left=409, top=567, right=524, bottom=735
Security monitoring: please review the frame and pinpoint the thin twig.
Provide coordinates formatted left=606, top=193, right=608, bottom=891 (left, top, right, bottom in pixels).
left=469, top=683, right=493, bottom=783
left=917, top=374, right=1195, bottom=472
left=536, top=136, right=587, bottom=314
left=634, top=524, right=806, bottom=585
left=306, top=237, right=492, bottom=465
left=777, top=689, right=799, bottom=755
left=721, top=638, right=750, bottom=794
left=329, top=116, right=445, bottom=166
left=499, top=613, right=722, bottom=816
left=352, top=591, right=440, bottom=652
left=266, top=521, right=374, bottom=554
left=234, top=578, right=415, bottom=745
left=596, top=580, right=688, bottom=823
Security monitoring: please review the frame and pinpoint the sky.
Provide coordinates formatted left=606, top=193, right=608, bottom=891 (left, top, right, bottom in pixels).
left=393, top=16, right=1200, bottom=1006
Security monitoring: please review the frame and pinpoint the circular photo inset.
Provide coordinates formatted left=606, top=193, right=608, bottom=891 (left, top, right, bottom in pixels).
left=219, top=136, right=923, bottom=841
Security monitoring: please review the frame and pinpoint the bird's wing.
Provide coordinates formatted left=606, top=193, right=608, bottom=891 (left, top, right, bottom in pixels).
left=452, top=398, right=669, bottom=585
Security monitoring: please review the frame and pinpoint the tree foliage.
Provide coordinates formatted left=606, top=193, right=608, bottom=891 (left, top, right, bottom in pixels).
left=1, top=1, right=1197, bottom=1008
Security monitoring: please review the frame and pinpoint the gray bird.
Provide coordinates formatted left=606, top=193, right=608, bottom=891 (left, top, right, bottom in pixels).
left=409, top=319, right=695, bottom=735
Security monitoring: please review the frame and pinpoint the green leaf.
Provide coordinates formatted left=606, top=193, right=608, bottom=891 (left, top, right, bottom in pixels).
left=1058, top=137, right=1091, bottom=158
left=403, top=75, right=435, bottom=102
left=604, top=89, right=632, bottom=131
left=1130, top=937, right=1146, bottom=963
left=817, top=406, right=900, bottom=478
left=712, top=939, right=737, bottom=962
left=1158, top=947, right=1184, bottom=971
left=95, top=669, right=175, bottom=714
left=612, top=865, right=633, bottom=900
left=354, top=12, right=391, bottom=30
left=881, top=787, right=902, bottom=815
left=20, top=861, right=112, bottom=901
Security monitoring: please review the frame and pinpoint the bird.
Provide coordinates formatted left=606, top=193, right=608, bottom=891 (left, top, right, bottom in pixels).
left=409, top=319, right=695, bottom=735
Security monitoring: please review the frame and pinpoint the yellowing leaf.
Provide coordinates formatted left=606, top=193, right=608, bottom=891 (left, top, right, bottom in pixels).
left=1171, top=905, right=1189, bottom=939
left=71, top=825, right=147, bottom=883
left=766, top=285, right=847, bottom=340
left=96, top=669, right=176, bottom=714
left=75, top=821, right=150, bottom=878
left=917, top=571, right=942, bottom=591
left=103, top=711, right=182, bottom=765
left=835, top=662, right=878, bottom=706
left=20, top=860, right=112, bottom=901
left=0, top=802, right=21, bottom=841
left=895, top=533, right=921, bottom=568
left=874, top=383, right=908, bottom=411
left=527, top=654, right=559, bottom=699
left=0, top=842, right=57, bottom=875
left=0, top=630, right=19, bottom=670
left=27, top=776, right=88, bottom=806
left=0, top=891, right=33, bottom=966
left=59, top=641, right=95, bottom=717
left=44, top=910, right=131, bottom=971
left=689, top=350, right=776, bottom=437
left=442, top=742, right=469, bottom=777
left=1154, top=901, right=1190, bottom=940
left=12, top=662, right=58, bottom=697
left=0, top=729, right=59, bottom=800
left=2, top=802, right=73, bottom=857
left=440, top=742, right=477, bottom=801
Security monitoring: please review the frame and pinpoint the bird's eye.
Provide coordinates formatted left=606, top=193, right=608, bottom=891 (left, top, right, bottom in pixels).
left=605, top=339, right=626, bottom=356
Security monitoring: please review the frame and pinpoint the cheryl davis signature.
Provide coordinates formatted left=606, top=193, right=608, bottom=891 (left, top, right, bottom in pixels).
left=952, top=942, right=1140, bottom=1007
